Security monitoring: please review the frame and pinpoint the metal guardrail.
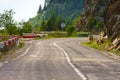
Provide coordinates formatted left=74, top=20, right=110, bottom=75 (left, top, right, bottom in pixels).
left=0, top=37, right=20, bottom=52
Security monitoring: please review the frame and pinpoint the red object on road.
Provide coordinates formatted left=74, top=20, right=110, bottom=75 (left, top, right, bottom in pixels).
left=23, top=35, right=35, bottom=38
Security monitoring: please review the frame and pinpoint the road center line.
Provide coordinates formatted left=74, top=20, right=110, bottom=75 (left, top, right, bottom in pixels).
left=53, top=41, right=87, bottom=80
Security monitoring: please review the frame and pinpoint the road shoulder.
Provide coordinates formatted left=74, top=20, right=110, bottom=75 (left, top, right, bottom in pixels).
left=80, top=42, right=120, bottom=61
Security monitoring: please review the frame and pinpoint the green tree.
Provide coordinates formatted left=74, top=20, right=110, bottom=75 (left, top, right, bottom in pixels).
left=0, top=9, right=15, bottom=27
left=0, top=9, right=18, bottom=35
left=30, top=0, right=84, bottom=29
left=6, top=24, right=18, bottom=35
left=66, top=25, right=75, bottom=36
left=23, top=21, right=32, bottom=33
left=37, top=5, right=42, bottom=14
left=33, top=27, right=40, bottom=34
left=86, top=17, right=104, bottom=32
left=86, top=17, right=96, bottom=32
left=17, top=27, right=23, bottom=36
left=40, top=20, right=48, bottom=31
left=55, top=16, right=62, bottom=30
left=47, top=11, right=56, bottom=31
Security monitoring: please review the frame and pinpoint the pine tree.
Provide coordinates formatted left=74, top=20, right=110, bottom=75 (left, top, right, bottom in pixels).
left=55, top=16, right=63, bottom=30
left=37, top=5, right=42, bottom=14
left=23, top=21, right=32, bottom=33
left=47, top=11, right=56, bottom=31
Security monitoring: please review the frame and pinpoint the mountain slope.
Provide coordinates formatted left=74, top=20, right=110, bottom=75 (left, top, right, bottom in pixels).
left=76, top=0, right=120, bottom=51
left=77, top=0, right=120, bottom=39
left=30, top=0, right=84, bottom=27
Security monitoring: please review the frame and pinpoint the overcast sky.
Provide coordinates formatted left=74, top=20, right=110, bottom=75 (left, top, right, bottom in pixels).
left=0, top=0, right=45, bottom=22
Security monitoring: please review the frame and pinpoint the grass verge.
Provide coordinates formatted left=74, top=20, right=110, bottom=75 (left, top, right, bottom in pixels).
left=82, top=40, right=120, bottom=55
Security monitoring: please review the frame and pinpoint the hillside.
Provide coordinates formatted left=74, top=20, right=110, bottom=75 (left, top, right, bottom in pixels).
left=77, top=0, right=120, bottom=51
left=77, top=0, right=120, bottom=39
left=29, top=0, right=84, bottom=27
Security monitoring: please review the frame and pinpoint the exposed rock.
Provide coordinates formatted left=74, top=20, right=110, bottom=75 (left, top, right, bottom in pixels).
left=97, top=32, right=108, bottom=44
left=116, top=46, right=120, bottom=51
left=104, top=0, right=120, bottom=38
left=88, top=35, right=94, bottom=42
left=79, top=0, right=120, bottom=37
left=78, top=0, right=120, bottom=51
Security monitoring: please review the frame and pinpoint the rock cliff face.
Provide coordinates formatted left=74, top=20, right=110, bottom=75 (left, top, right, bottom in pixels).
left=79, top=0, right=120, bottom=40
left=104, top=0, right=120, bottom=40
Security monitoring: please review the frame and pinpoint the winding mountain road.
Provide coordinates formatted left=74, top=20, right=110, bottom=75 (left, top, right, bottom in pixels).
left=0, top=38, right=120, bottom=80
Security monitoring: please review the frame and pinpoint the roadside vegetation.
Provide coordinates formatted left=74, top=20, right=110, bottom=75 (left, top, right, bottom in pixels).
left=82, top=40, right=110, bottom=50
left=0, top=9, right=90, bottom=42
left=82, top=37, right=120, bottom=55
left=0, top=10, right=27, bottom=60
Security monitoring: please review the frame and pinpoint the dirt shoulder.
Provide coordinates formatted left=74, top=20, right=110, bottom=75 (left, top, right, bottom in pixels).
left=0, top=41, right=32, bottom=61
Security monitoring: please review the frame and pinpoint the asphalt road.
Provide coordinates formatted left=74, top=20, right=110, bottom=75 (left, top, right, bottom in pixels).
left=0, top=38, right=120, bottom=80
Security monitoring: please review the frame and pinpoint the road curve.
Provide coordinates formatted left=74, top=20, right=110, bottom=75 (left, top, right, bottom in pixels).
left=0, top=38, right=120, bottom=80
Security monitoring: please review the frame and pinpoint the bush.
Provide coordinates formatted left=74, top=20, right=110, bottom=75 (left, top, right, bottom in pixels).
left=48, top=31, right=67, bottom=38
left=66, top=25, right=75, bottom=36
left=18, top=42, right=24, bottom=48
left=86, top=17, right=104, bottom=33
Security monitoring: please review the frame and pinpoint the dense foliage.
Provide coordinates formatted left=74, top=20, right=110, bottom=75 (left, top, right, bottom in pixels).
left=0, top=10, right=19, bottom=35
left=0, top=10, right=32, bottom=36
left=30, top=0, right=84, bottom=29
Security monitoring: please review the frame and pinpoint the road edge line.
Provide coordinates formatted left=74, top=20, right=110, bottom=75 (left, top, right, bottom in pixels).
left=53, top=41, right=87, bottom=80
left=12, top=41, right=33, bottom=61
left=12, top=47, right=31, bottom=61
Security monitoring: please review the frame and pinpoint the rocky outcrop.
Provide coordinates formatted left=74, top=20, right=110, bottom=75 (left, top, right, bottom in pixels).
left=78, top=0, right=120, bottom=39
left=77, top=0, right=120, bottom=51
left=104, top=0, right=120, bottom=40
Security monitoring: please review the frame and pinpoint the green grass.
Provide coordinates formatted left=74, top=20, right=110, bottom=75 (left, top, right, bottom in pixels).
left=0, top=52, right=3, bottom=60
left=47, top=31, right=68, bottom=38
left=34, top=31, right=90, bottom=41
left=78, top=31, right=90, bottom=34
left=82, top=40, right=110, bottom=50
left=77, top=32, right=91, bottom=37
left=82, top=41, right=104, bottom=50
left=110, top=49, right=120, bottom=55
left=43, top=31, right=90, bottom=38
left=18, top=42, right=25, bottom=48
left=82, top=40, right=120, bottom=55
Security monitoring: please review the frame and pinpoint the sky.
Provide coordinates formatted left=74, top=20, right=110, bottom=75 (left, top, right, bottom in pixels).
left=0, top=0, right=45, bottom=22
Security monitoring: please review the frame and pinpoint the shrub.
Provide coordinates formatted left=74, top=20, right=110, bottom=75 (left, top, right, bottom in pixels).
left=66, top=25, right=75, bottom=36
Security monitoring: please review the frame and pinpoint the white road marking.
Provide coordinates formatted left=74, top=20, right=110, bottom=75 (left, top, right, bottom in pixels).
left=53, top=41, right=87, bottom=80
left=3, top=61, right=9, bottom=64
left=12, top=41, right=33, bottom=61
left=0, top=63, right=3, bottom=68
left=13, top=47, right=31, bottom=61
left=97, top=62, right=108, bottom=68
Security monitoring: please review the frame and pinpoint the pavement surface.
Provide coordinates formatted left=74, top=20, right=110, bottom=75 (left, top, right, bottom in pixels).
left=0, top=38, right=120, bottom=80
